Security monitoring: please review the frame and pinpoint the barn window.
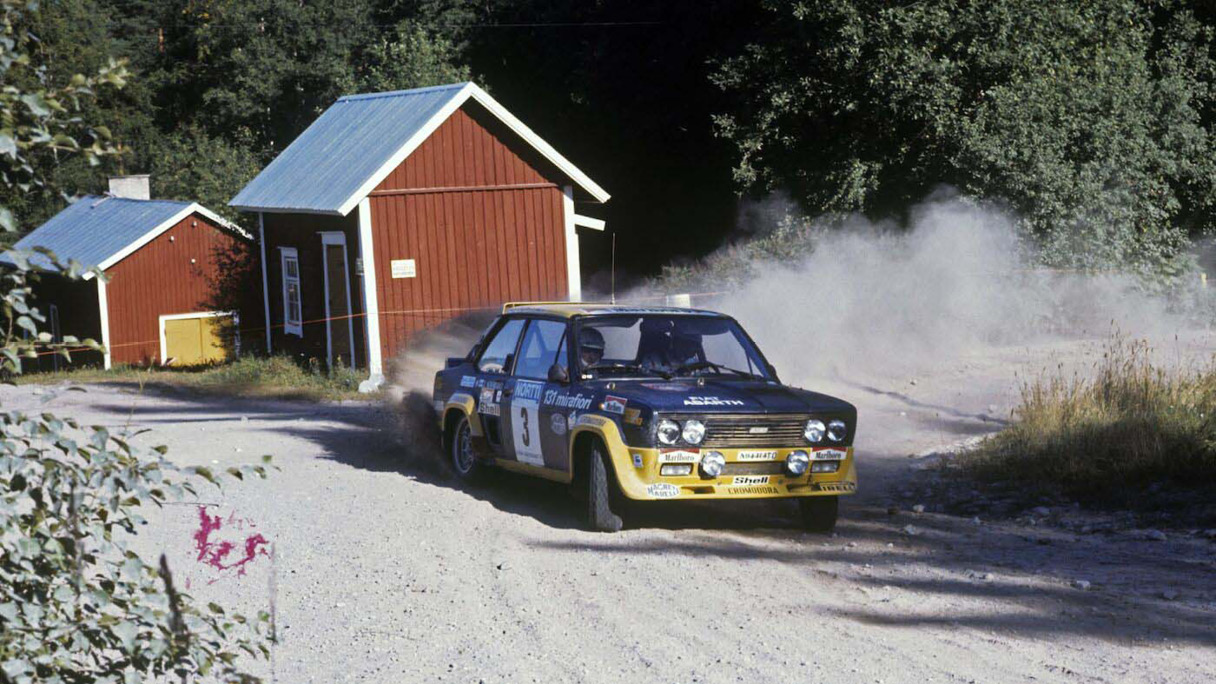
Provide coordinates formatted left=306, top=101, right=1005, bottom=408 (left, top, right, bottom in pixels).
left=280, top=247, right=302, bottom=337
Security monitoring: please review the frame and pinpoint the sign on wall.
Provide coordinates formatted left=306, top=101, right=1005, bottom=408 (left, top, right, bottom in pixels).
left=390, top=259, right=416, bottom=279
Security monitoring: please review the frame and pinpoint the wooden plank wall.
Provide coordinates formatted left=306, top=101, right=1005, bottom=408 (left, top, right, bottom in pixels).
left=370, top=105, right=569, bottom=362
left=104, top=213, right=253, bottom=365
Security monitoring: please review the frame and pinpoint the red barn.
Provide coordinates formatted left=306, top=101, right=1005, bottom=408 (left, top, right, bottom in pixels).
left=3, top=183, right=254, bottom=369
left=230, top=82, right=609, bottom=389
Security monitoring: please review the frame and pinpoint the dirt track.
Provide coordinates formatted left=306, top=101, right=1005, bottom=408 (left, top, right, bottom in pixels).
left=3, top=334, right=1214, bottom=683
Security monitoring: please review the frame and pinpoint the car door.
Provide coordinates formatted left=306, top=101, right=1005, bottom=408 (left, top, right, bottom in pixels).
left=472, top=317, right=526, bottom=455
left=502, top=317, right=570, bottom=469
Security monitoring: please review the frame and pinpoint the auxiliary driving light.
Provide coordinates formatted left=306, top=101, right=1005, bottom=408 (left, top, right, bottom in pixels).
left=827, top=419, right=847, bottom=442
left=804, top=419, right=826, bottom=443
left=811, top=461, right=840, bottom=474
left=700, top=451, right=726, bottom=478
left=657, top=419, right=681, bottom=445
left=660, top=464, right=694, bottom=477
left=786, top=450, right=810, bottom=475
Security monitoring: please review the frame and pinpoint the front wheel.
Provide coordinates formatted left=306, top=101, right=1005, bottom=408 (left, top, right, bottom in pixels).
left=450, top=415, right=485, bottom=482
left=587, top=446, right=624, bottom=532
left=798, top=496, right=839, bottom=533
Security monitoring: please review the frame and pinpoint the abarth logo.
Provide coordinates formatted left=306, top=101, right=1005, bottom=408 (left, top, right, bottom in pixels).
left=683, top=396, right=745, bottom=407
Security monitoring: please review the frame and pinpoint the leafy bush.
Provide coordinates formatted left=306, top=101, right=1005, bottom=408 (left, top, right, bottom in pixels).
left=1, top=2, right=271, bottom=679
left=964, top=335, right=1216, bottom=502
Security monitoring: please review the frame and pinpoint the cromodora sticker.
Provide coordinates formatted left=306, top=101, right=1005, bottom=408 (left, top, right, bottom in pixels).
left=601, top=395, right=627, bottom=414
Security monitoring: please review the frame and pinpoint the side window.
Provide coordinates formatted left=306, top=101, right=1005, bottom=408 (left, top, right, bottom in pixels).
left=513, top=319, right=568, bottom=379
left=477, top=318, right=525, bottom=374
left=280, top=247, right=302, bottom=337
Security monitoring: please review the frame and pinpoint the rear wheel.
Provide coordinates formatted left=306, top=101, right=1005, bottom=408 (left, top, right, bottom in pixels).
left=587, top=445, right=624, bottom=532
left=799, top=496, right=839, bottom=533
left=450, top=415, right=484, bottom=482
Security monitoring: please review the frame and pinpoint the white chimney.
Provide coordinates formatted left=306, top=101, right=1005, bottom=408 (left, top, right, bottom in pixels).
left=108, top=175, right=151, bottom=200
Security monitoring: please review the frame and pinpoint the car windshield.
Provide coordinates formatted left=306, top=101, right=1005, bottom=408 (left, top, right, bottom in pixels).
left=576, top=314, right=770, bottom=379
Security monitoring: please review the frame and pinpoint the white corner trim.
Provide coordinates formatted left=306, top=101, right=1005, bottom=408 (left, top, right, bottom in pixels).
left=258, top=213, right=272, bottom=354
left=96, top=278, right=111, bottom=369
left=84, top=203, right=251, bottom=279
left=320, top=231, right=356, bottom=368
left=332, top=82, right=610, bottom=217
left=562, top=185, right=581, bottom=303
left=357, top=198, right=384, bottom=388
left=158, top=311, right=235, bottom=364
left=573, top=214, right=606, bottom=231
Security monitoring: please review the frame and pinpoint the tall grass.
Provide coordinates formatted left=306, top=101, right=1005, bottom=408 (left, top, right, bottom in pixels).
left=17, top=355, right=372, bottom=401
left=964, top=336, right=1216, bottom=502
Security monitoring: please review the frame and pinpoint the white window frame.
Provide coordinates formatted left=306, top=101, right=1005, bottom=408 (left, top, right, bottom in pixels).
left=158, top=311, right=239, bottom=365
left=280, top=247, right=303, bottom=337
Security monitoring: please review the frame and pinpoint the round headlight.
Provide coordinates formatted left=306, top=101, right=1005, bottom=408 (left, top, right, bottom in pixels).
left=786, top=450, right=810, bottom=475
left=804, top=419, right=826, bottom=443
left=682, top=419, right=705, bottom=445
left=701, top=451, right=726, bottom=478
left=827, top=419, right=847, bottom=442
left=657, top=419, right=681, bottom=445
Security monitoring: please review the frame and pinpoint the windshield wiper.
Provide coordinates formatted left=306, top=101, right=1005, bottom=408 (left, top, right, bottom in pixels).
left=584, top=363, right=672, bottom=379
left=674, top=360, right=761, bottom=379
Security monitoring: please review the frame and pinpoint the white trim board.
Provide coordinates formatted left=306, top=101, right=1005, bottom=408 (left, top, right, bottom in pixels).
left=357, top=198, right=384, bottom=391
left=96, top=278, right=111, bottom=370
left=562, top=185, right=581, bottom=302
left=573, top=214, right=605, bottom=231
left=158, top=311, right=236, bottom=365
left=258, top=213, right=272, bottom=354
left=83, top=203, right=252, bottom=280
left=320, top=232, right=356, bottom=368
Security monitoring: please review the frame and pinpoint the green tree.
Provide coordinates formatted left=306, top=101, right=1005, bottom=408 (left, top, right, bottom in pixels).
left=0, top=1, right=270, bottom=679
left=713, top=0, right=1216, bottom=270
left=344, top=19, right=472, bottom=94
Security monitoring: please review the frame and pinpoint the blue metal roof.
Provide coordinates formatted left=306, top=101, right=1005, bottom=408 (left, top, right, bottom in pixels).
left=1, top=196, right=191, bottom=271
left=230, top=82, right=469, bottom=215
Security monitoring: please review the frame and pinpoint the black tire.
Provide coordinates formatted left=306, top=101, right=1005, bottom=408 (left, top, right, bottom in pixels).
left=799, top=496, right=839, bottom=533
left=587, top=445, right=624, bottom=532
left=450, top=415, right=484, bottom=482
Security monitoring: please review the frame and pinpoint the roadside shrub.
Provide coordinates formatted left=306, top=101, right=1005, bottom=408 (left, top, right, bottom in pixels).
left=963, top=335, right=1216, bottom=502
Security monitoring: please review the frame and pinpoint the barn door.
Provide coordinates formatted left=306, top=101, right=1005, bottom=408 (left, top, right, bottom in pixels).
left=321, top=233, right=355, bottom=368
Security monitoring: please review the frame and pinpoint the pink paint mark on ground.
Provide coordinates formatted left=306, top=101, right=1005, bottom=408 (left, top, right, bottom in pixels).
left=193, top=506, right=270, bottom=583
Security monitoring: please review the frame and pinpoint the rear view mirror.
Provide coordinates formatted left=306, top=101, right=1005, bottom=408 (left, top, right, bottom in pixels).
left=766, top=363, right=779, bottom=381
left=548, top=363, right=570, bottom=383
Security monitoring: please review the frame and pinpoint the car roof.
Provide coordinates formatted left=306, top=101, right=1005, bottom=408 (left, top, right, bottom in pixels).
left=501, top=301, right=726, bottom=319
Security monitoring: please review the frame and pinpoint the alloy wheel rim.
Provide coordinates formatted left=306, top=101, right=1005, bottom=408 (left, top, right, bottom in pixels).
left=455, top=423, right=474, bottom=474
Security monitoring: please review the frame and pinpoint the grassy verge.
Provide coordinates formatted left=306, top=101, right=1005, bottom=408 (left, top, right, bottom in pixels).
left=16, top=355, right=375, bottom=402
left=962, top=336, right=1216, bottom=505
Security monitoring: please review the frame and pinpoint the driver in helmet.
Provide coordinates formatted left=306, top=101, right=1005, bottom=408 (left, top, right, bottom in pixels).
left=578, top=327, right=606, bottom=370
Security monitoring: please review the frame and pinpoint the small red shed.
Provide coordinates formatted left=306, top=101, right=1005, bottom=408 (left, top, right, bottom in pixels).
left=230, top=82, right=609, bottom=389
left=3, top=186, right=254, bottom=368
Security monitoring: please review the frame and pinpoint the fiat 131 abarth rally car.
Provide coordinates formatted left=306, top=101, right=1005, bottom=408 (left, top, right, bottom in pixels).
left=433, top=303, right=857, bottom=532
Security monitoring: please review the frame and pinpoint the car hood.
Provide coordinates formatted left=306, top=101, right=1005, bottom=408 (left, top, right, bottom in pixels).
left=594, top=378, right=854, bottom=414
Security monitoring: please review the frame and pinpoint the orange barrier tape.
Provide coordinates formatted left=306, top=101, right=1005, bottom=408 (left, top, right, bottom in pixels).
left=29, top=292, right=728, bottom=359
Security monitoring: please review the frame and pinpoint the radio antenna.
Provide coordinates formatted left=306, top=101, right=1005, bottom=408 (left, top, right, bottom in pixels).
left=611, top=232, right=617, bottom=304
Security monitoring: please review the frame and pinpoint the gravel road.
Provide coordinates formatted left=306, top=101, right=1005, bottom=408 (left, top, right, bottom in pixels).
left=4, top=334, right=1214, bottom=683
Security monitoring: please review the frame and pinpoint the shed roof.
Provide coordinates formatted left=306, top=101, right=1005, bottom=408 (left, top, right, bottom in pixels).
left=1, top=195, right=245, bottom=279
left=229, top=82, right=610, bottom=216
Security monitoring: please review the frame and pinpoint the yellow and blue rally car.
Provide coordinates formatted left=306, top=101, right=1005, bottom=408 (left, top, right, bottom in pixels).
left=433, top=303, right=857, bottom=532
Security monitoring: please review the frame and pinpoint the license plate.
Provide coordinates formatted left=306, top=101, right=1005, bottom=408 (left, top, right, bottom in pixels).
left=737, top=450, right=778, bottom=461
left=732, top=475, right=770, bottom=486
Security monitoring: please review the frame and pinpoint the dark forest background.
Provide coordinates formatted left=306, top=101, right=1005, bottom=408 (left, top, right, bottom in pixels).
left=3, top=0, right=1215, bottom=283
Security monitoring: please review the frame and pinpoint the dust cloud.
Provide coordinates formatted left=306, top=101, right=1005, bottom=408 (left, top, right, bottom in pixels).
left=695, top=195, right=1213, bottom=384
